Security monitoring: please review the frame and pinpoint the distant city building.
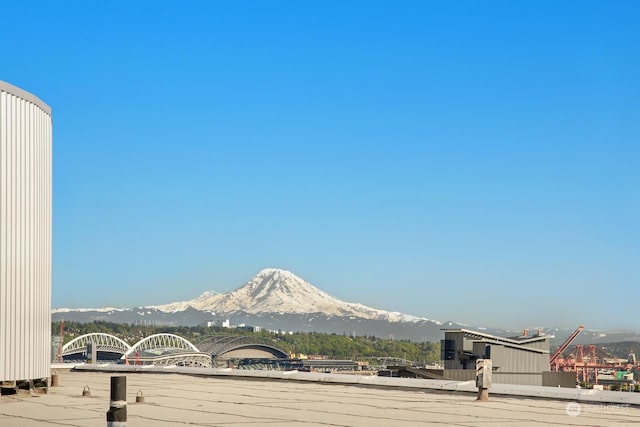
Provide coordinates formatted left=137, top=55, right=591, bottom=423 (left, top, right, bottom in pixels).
left=205, top=319, right=262, bottom=332
left=0, top=81, right=52, bottom=384
left=51, top=336, right=63, bottom=363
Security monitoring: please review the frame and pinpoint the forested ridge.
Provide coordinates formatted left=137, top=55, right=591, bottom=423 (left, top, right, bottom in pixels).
left=53, top=321, right=441, bottom=363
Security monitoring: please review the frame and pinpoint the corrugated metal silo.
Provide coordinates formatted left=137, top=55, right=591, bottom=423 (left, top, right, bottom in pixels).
left=0, top=81, right=52, bottom=384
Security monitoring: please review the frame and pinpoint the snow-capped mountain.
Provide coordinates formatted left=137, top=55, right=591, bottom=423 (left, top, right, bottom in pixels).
left=52, top=268, right=454, bottom=341
left=150, top=268, right=440, bottom=324
left=51, top=268, right=638, bottom=344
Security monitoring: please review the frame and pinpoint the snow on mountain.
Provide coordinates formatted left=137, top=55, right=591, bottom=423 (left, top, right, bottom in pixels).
left=148, top=290, right=223, bottom=313
left=52, top=307, right=125, bottom=314
left=151, top=268, right=441, bottom=324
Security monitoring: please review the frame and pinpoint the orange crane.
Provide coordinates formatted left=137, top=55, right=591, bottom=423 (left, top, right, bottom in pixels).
left=550, top=325, right=584, bottom=370
left=562, top=343, right=633, bottom=384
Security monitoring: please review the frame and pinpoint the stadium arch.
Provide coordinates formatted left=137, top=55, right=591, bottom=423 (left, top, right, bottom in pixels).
left=62, top=333, right=131, bottom=361
left=122, top=333, right=211, bottom=367
left=196, top=335, right=289, bottom=361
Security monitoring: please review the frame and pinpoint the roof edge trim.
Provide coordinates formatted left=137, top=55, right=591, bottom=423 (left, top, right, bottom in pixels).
left=0, top=80, right=52, bottom=115
left=442, top=328, right=549, bottom=345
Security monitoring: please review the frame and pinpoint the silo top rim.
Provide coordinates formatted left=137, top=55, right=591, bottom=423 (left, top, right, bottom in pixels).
left=0, top=80, right=51, bottom=115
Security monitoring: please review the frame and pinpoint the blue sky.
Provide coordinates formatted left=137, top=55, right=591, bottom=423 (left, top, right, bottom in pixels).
left=3, top=1, right=638, bottom=330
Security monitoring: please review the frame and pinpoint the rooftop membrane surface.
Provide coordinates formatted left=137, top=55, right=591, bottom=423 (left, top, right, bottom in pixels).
left=1, top=370, right=638, bottom=426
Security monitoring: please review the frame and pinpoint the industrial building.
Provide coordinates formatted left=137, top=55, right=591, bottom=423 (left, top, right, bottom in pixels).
left=0, top=81, right=52, bottom=388
left=441, top=328, right=557, bottom=386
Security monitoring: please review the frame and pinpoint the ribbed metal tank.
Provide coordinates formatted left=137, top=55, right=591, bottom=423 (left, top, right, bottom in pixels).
left=0, top=81, right=52, bottom=383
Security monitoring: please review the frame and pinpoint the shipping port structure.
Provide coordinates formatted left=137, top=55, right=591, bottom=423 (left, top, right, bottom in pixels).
left=550, top=325, right=638, bottom=389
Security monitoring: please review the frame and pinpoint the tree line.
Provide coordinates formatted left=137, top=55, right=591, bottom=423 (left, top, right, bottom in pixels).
left=52, top=321, right=441, bottom=363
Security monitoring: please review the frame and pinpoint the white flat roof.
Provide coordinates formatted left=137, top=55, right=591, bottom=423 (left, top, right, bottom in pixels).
left=3, top=367, right=635, bottom=426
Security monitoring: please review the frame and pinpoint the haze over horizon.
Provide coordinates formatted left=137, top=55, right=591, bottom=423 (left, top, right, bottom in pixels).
left=4, top=1, right=638, bottom=331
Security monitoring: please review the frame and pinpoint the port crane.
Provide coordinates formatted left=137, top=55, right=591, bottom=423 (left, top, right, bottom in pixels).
left=550, top=325, right=637, bottom=385
left=550, top=324, right=584, bottom=370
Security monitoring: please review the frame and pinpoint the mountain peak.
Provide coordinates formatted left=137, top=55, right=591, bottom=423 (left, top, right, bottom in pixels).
left=257, top=267, right=291, bottom=276
left=150, top=268, right=438, bottom=324
left=197, top=291, right=219, bottom=301
left=229, top=268, right=332, bottom=312
left=254, top=268, right=301, bottom=283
